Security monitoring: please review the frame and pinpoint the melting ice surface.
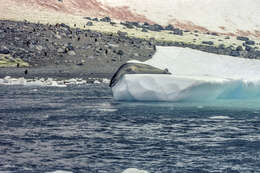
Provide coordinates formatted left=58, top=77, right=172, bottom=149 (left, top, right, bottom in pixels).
left=112, top=46, right=260, bottom=103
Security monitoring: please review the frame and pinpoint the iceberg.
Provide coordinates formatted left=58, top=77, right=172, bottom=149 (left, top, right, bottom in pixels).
left=111, top=46, right=260, bottom=102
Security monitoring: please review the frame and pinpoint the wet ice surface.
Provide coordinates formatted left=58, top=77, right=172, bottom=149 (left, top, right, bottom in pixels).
left=0, top=84, right=260, bottom=173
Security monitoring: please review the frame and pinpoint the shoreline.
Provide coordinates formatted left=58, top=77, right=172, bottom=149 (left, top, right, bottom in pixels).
left=0, top=66, right=113, bottom=80
left=1, top=19, right=260, bottom=80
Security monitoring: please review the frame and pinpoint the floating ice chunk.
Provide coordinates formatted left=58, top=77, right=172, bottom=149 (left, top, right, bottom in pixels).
left=122, top=168, right=149, bottom=173
left=210, top=116, right=231, bottom=119
left=112, top=46, right=260, bottom=102
left=94, top=80, right=101, bottom=84
left=0, top=76, right=27, bottom=85
left=26, top=80, right=45, bottom=86
left=45, top=171, right=73, bottom=173
left=102, top=78, right=110, bottom=84
left=48, top=80, right=66, bottom=87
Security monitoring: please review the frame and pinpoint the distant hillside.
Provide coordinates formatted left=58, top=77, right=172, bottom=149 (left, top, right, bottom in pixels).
left=0, top=0, right=260, bottom=38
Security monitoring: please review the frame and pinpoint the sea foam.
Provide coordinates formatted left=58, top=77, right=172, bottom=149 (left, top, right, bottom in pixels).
left=0, top=76, right=109, bottom=87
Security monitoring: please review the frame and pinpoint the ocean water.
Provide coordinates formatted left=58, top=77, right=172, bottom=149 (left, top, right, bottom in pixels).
left=0, top=84, right=260, bottom=173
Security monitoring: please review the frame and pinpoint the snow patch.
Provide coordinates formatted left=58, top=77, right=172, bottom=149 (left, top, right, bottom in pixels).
left=98, top=0, right=260, bottom=35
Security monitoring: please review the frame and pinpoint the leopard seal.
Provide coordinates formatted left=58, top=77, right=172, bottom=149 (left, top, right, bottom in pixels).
left=109, top=62, right=171, bottom=87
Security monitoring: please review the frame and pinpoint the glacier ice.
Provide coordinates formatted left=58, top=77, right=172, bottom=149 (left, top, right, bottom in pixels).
left=112, top=46, right=260, bottom=102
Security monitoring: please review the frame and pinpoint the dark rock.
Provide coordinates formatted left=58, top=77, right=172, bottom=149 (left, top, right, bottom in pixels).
left=117, top=50, right=124, bottom=56
left=117, top=31, right=128, bottom=37
left=84, top=17, right=92, bottom=20
left=147, top=24, right=164, bottom=32
left=202, top=41, right=214, bottom=45
left=64, top=43, right=74, bottom=53
left=211, top=32, right=218, bottom=36
left=86, top=21, right=93, bottom=26
left=237, top=36, right=249, bottom=41
left=245, top=45, right=252, bottom=52
left=141, top=28, right=148, bottom=32
left=218, top=44, right=225, bottom=49
left=255, top=50, right=260, bottom=58
left=128, top=21, right=140, bottom=27
left=230, top=50, right=240, bottom=56
left=245, top=40, right=255, bottom=45
left=60, top=23, right=70, bottom=29
left=92, top=18, right=99, bottom=21
left=75, top=28, right=82, bottom=35
left=120, top=22, right=134, bottom=29
left=236, top=46, right=243, bottom=51
left=164, top=24, right=174, bottom=31
left=225, top=36, right=230, bottom=39
left=100, top=16, right=111, bottom=22
left=0, top=46, right=10, bottom=54
left=172, top=28, right=183, bottom=36
left=110, top=22, right=116, bottom=26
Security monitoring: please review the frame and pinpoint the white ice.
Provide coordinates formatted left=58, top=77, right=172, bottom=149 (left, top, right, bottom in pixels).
left=0, top=76, right=110, bottom=87
left=122, top=168, right=149, bottom=173
left=112, top=46, right=260, bottom=102
left=45, top=171, right=73, bottom=173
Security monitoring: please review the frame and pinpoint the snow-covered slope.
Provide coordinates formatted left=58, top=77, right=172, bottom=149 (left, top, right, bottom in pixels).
left=99, top=0, right=260, bottom=37
left=1, top=0, right=260, bottom=37
left=112, top=46, right=260, bottom=102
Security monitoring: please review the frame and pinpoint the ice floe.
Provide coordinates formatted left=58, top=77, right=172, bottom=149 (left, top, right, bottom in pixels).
left=112, top=46, right=260, bottom=101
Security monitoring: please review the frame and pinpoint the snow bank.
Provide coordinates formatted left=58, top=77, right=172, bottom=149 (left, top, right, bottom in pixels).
left=112, top=46, right=260, bottom=102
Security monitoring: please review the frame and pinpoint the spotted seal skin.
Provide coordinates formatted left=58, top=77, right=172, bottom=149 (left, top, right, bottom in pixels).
left=109, top=63, right=171, bottom=87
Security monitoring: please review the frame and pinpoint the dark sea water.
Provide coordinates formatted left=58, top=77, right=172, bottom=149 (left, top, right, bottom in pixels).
left=0, top=84, right=260, bottom=173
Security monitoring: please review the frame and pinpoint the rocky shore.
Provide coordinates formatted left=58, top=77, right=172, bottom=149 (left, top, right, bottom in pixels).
left=0, top=20, right=156, bottom=79
left=0, top=19, right=260, bottom=80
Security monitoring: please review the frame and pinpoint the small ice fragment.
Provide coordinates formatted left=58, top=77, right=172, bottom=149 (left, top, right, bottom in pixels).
left=94, top=80, right=101, bottom=84
left=210, top=116, right=231, bottom=119
left=102, top=78, right=110, bottom=84
left=45, top=171, right=73, bottom=173
left=122, top=168, right=149, bottom=173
